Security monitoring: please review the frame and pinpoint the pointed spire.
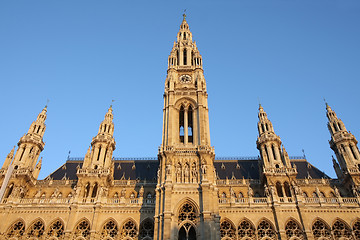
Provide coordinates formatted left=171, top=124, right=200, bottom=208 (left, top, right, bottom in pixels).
left=33, top=157, right=42, bottom=179
left=2, top=146, right=15, bottom=169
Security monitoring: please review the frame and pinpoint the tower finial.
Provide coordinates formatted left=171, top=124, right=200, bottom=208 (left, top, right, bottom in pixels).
left=45, top=99, right=49, bottom=108
left=110, top=99, right=115, bottom=108
left=323, top=98, right=329, bottom=108
left=183, top=9, right=186, bottom=20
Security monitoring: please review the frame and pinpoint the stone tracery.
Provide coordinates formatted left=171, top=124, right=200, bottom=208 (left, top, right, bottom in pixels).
left=220, top=219, right=236, bottom=240
left=74, top=219, right=91, bottom=239
left=285, top=219, right=304, bottom=240
left=26, top=219, right=45, bottom=237
left=332, top=219, right=352, bottom=240
left=312, top=219, right=331, bottom=240
left=238, top=219, right=256, bottom=240
left=47, top=219, right=65, bottom=238
left=257, top=219, right=277, bottom=240
left=6, top=220, right=25, bottom=238
left=139, top=218, right=154, bottom=240
left=120, top=219, right=138, bottom=239
left=101, top=219, right=118, bottom=239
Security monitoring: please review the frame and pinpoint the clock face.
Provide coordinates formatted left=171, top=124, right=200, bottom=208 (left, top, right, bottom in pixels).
left=180, top=75, right=191, bottom=83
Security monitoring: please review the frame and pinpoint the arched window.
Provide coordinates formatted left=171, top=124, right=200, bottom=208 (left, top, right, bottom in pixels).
left=120, top=219, right=138, bottom=239
left=353, top=219, right=360, bottom=240
left=312, top=219, right=331, bottom=240
left=350, top=144, right=358, bottom=160
left=285, top=219, right=304, bottom=240
left=183, top=49, right=187, bottom=65
left=47, top=219, right=64, bottom=238
left=221, top=192, right=227, bottom=199
left=74, top=219, right=91, bottom=239
left=257, top=219, right=276, bottom=239
left=332, top=219, right=352, bottom=240
left=179, top=106, right=185, bottom=143
left=238, top=219, right=256, bottom=240
left=220, top=220, right=236, bottom=240
left=188, top=106, right=193, bottom=143
left=303, top=192, right=308, bottom=198
left=139, top=218, right=154, bottom=240
left=272, top=145, right=277, bottom=160
left=101, top=220, right=118, bottom=239
left=179, top=223, right=196, bottom=240
left=6, top=220, right=25, bottom=238
left=178, top=202, right=197, bottom=224
left=5, top=183, right=14, bottom=198
left=238, top=192, right=244, bottom=198
left=91, top=183, right=98, bottom=198
left=284, top=182, right=292, bottom=197
left=312, top=192, right=319, bottom=198
left=26, top=219, right=45, bottom=237
left=276, top=182, right=283, bottom=197
left=84, top=183, right=90, bottom=198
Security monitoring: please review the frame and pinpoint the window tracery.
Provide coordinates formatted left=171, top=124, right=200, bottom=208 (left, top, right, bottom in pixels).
left=285, top=220, right=304, bottom=240
left=353, top=220, right=360, bottom=240
left=6, top=220, right=25, bottom=238
left=120, top=219, right=138, bottom=239
left=139, top=218, right=154, bottom=240
left=74, top=219, right=91, bottom=239
left=332, top=220, right=352, bottom=240
left=27, top=219, right=45, bottom=237
left=257, top=220, right=276, bottom=240
left=178, top=203, right=197, bottom=224
left=101, top=220, right=118, bottom=239
left=220, top=220, right=236, bottom=240
left=237, top=219, right=256, bottom=240
left=47, top=220, right=65, bottom=238
left=312, top=219, right=331, bottom=239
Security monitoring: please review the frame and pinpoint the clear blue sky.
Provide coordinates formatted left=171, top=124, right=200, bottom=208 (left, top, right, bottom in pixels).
left=0, top=1, right=359, bottom=179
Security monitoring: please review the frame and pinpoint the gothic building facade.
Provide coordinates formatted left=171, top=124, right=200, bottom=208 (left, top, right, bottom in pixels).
left=0, top=15, right=360, bottom=240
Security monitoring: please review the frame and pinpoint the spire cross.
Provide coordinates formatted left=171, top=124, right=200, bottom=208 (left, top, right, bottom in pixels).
left=110, top=99, right=115, bottom=108
left=45, top=99, right=50, bottom=108
left=183, top=9, right=186, bottom=20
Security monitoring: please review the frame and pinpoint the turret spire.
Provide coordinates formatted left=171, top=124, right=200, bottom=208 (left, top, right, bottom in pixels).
left=11, top=106, right=47, bottom=170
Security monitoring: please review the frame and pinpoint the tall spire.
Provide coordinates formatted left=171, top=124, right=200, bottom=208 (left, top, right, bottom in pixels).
left=167, top=14, right=203, bottom=70
left=1, top=146, right=15, bottom=169
left=11, top=106, right=47, bottom=170
left=327, top=104, right=360, bottom=181
left=82, top=106, right=116, bottom=170
left=256, top=105, right=293, bottom=170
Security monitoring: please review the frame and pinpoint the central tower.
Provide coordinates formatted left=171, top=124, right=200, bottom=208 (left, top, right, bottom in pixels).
left=154, top=15, right=220, bottom=240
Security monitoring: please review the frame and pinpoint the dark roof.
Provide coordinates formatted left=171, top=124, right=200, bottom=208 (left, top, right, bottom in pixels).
left=46, top=157, right=330, bottom=181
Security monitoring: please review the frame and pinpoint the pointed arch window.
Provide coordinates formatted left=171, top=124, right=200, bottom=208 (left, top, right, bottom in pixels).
left=332, top=219, right=352, bottom=240
left=26, top=219, right=45, bottom=237
left=47, top=219, right=64, bottom=238
left=183, top=49, right=187, bottom=65
left=350, top=144, right=358, bottom=160
left=312, top=219, right=331, bottom=239
left=272, top=145, right=277, bottom=160
left=284, top=182, right=292, bottom=197
left=257, top=220, right=276, bottom=239
left=179, top=223, right=196, bottom=240
left=220, top=220, right=236, bottom=240
left=120, top=219, right=138, bottom=239
left=101, top=220, right=118, bottom=239
left=139, top=218, right=154, bottom=240
left=238, top=219, right=256, bottom=240
left=353, top=219, right=360, bottom=240
left=92, top=183, right=98, bottom=198
left=285, top=219, right=304, bottom=240
left=188, top=106, right=193, bottom=143
left=179, top=106, right=185, bottom=143
left=276, top=182, right=283, bottom=197
left=6, top=220, right=25, bottom=238
left=74, top=219, right=90, bottom=239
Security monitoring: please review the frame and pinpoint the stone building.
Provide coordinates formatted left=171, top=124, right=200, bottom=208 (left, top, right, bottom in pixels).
left=0, top=14, right=360, bottom=240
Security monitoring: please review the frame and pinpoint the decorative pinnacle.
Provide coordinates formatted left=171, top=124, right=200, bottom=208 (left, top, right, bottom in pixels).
left=323, top=98, right=329, bottom=108
left=45, top=99, right=49, bottom=109
left=110, top=99, right=115, bottom=108
left=183, top=9, right=186, bottom=20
